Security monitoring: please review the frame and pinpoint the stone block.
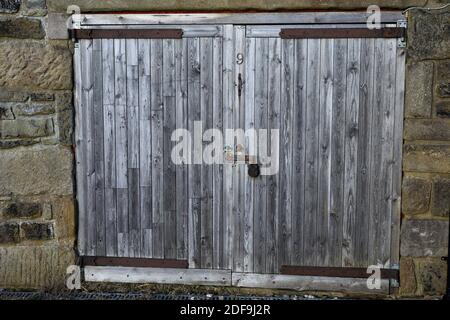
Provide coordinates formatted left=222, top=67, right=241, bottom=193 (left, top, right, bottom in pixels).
left=436, top=100, right=450, bottom=118
left=21, top=222, right=54, bottom=241
left=0, top=0, right=21, bottom=13
left=432, top=177, right=450, bottom=217
left=30, top=93, right=54, bottom=102
left=408, top=9, right=450, bottom=61
left=0, top=118, right=54, bottom=138
left=0, top=139, right=38, bottom=149
left=404, top=119, right=450, bottom=141
left=401, top=219, right=449, bottom=257
left=13, top=103, right=55, bottom=116
left=0, top=104, right=14, bottom=120
left=0, top=245, right=75, bottom=289
left=0, top=145, right=73, bottom=196
left=0, top=17, right=44, bottom=39
left=403, top=143, right=450, bottom=173
left=3, top=202, right=42, bottom=219
left=0, top=222, right=20, bottom=244
left=0, top=90, right=28, bottom=103
left=402, top=176, right=431, bottom=215
left=47, top=13, right=69, bottom=40
left=55, top=91, right=73, bottom=146
left=399, top=257, right=417, bottom=296
left=0, top=40, right=72, bottom=91
left=404, top=61, right=433, bottom=118
left=416, top=258, right=447, bottom=296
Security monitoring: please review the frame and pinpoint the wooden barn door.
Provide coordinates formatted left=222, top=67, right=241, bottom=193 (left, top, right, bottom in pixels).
left=74, top=26, right=227, bottom=265
left=235, top=25, right=405, bottom=274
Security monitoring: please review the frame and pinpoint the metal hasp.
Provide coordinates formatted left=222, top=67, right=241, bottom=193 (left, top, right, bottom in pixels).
left=279, top=27, right=406, bottom=39
left=280, top=265, right=399, bottom=281
left=397, top=20, right=407, bottom=48
left=81, top=256, right=189, bottom=269
left=69, top=28, right=183, bottom=39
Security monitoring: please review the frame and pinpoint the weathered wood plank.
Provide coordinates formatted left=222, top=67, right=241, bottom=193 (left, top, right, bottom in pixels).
left=137, top=39, right=152, bottom=257
left=200, top=37, right=214, bottom=269
left=232, top=272, right=389, bottom=293
left=74, top=41, right=86, bottom=256
left=114, top=38, right=128, bottom=257
left=390, top=45, right=406, bottom=270
left=85, top=266, right=231, bottom=286
left=342, top=38, right=361, bottom=267
left=163, top=39, right=177, bottom=259
left=292, top=39, right=307, bottom=266
left=150, top=39, right=164, bottom=259
left=304, top=39, right=320, bottom=266
left=278, top=38, right=294, bottom=268
left=368, top=39, right=385, bottom=266
left=81, top=39, right=95, bottom=256
left=317, top=38, right=334, bottom=266
left=212, top=34, right=224, bottom=269
left=354, top=38, right=375, bottom=267
left=378, top=39, right=397, bottom=267
left=80, top=12, right=404, bottom=26
left=93, top=39, right=106, bottom=256
left=175, top=38, right=189, bottom=261
left=252, top=37, right=269, bottom=274
left=126, top=39, right=140, bottom=258
left=328, top=38, right=347, bottom=267
left=243, top=36, right=256, bottom=273
left=232, top=26, right=246, bottom=273
left=222, top=25, right=234, bottom=270
left=187, top=37, right=202, bottom=268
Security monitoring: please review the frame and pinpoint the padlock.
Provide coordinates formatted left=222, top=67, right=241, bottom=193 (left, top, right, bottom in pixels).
left=248, top=164, right=260, bottom=178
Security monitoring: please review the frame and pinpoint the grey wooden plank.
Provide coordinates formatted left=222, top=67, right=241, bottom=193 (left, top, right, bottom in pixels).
left=93, top=39, right=106, bottom=256
left=390, top=45, right=406, bottom=269
left=138, top=39, right=152, bottom=258
left=175, top=38, right=189, bottom=260
left=80, top=12, right=404, bottom=26
left=222, top=25, right=234, bottom=270
left=232, top=273, right=389, bottom=294
left=81, top=39, right=96, bottom=256
left=128, top=168, right=140, bottom=257
left=253, top=37, right=268, bottom=274
left=292, top=39, right=307, bottom=266
left=187, top=37, right=202, bottom=268
left=328, top=38, right=347, bottom=267
left=74, top=41, right=86, bottom=256
left=85, top=266, right=232, bottom=286
left=317, top=39, right=334, bottom=266
left=114, top=39, right=128, bottom=189
left=117, top=188, right=129, bottom=257
left=101, top=38, right=117, bottom=257
left=304, top=39, right=320, bottom=266
left=212, top=35, right=223, bottom=269
left=233, top=26, right=246, bottom=273
left=200, top=37, right=214, bottom=269
left=163, top=38, right=177, bottom=259
left=278, top=38, right=294, bottom=269
left=354, top=38, right=375, bottom=267
left=243, top=36, right=256, bottom=273
left=150, top=39, right=164, bottom=259
left=126, top=39, right=140, bottom=258
left=368, top=39, right=387, bottom=266
left=342, top=38, right=361, bottom=267
left=379, top=39, right=397, bottom=267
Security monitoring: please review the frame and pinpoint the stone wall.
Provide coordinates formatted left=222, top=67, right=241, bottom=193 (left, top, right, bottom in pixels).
left=399, top=6, right=450, bottom=297
left=0, top=0, right=75, bottom=289
left=0, top=0, right=449, bottom=296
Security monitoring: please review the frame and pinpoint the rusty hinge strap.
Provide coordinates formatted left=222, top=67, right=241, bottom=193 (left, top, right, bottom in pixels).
left=69, top=29, right=183, bottom=39
left=81, top=256, right=188, bottom=269
left=280, top=265, right=399, bottom=280
left=280, top=27, right=405, bottom=39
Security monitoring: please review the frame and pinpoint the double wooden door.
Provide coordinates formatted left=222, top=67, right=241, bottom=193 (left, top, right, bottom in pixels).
left=75, top=24, right=405, bottom=274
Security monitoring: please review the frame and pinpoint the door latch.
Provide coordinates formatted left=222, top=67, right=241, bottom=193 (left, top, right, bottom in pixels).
left=237, top=73, right=243, bottom=98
